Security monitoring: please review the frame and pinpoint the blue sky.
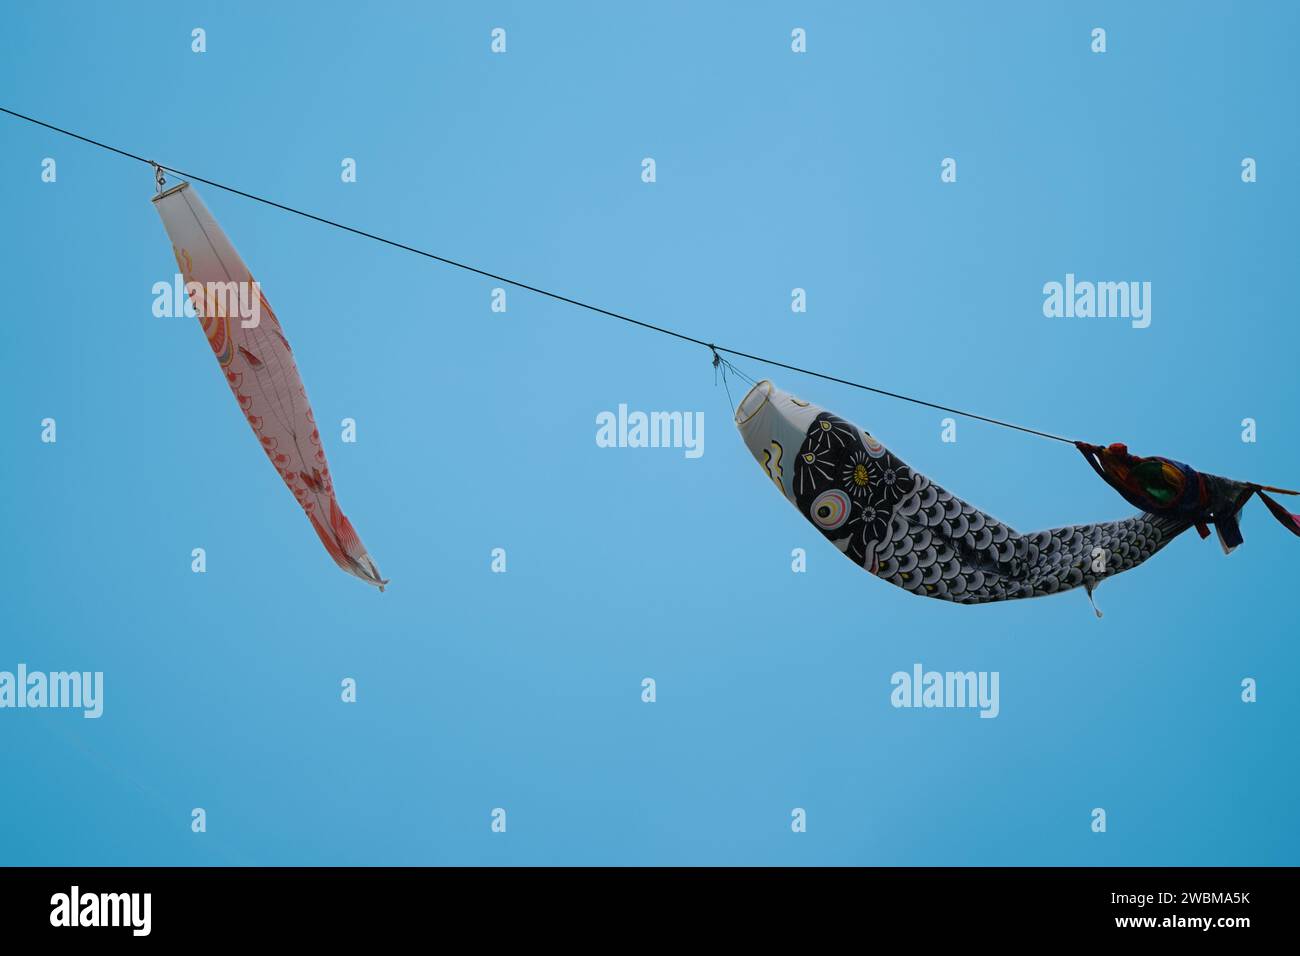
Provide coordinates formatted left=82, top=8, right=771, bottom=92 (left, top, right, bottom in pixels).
left=1, top=1, right=1297, bottom=865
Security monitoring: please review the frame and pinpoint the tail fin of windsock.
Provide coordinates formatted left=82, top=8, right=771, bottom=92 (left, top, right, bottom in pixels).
left=1256, top=489, right=1300, bottom=538
left=1214, top=495, right=1248, bottom=555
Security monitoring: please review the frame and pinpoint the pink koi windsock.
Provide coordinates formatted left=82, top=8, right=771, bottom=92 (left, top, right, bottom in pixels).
left=153, top=182, right=386, bottom=589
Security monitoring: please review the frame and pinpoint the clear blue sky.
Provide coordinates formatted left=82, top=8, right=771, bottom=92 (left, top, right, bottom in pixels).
left=1, top=1, right=1297, bottom=865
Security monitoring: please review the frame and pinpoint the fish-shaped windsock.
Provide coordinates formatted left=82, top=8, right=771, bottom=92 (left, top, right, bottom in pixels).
left=734, top=380, right=1187, bottom=607
left=1076, top=440, right=1300, bottom=554
left=153, top=182, right=386, bottom=589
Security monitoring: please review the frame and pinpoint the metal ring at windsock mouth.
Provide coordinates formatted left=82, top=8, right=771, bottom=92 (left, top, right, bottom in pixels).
left=734, top=379, right=773, bottom=426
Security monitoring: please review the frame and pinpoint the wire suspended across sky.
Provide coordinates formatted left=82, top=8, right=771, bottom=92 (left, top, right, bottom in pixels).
left=0, top=104, right=1076, bottom=445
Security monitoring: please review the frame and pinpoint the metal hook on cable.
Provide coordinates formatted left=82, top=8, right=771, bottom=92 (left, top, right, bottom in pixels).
left=149, top=161, right=165, bottom=195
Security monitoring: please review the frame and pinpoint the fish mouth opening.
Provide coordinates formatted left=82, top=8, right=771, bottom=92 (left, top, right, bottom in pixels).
left=735, top=379, right=773, bottom=426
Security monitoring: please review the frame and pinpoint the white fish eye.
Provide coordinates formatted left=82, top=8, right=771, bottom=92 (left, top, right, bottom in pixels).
left=810, top=489, right=850, bottom=531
